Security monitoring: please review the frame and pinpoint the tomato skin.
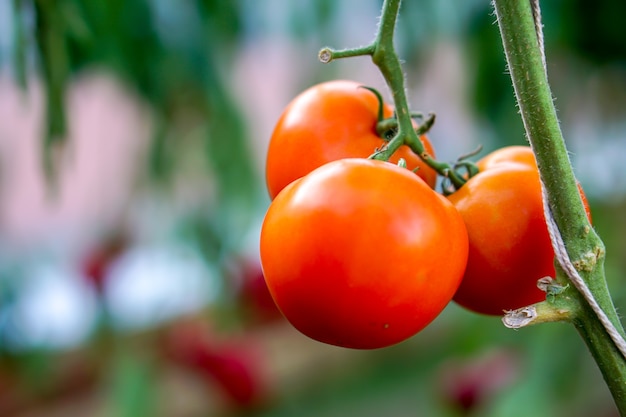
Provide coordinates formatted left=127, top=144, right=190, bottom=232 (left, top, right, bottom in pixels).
left=260, top=158, right=468, bottom=349
left=265, top=80, right=437, bottom=199
left=448, top=146, right=590, bottom=315
left=476, top=146, right=537, bottom=171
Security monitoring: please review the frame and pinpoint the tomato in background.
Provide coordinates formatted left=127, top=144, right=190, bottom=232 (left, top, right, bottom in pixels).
left=438, top=349, right=520, bottom=414
left=260, top=158, right=468, bottom=349
left=80, top=233, right=128, bottom=294
left=228, top=255, right=284, bottom=326
left=265, top=80, right=437, bottom=199
left=164, top=321, right=268, bottom=409
left=449, top=146, right=591, bottom=315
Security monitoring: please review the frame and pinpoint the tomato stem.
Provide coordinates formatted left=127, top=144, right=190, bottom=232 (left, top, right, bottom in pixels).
left=494, top=0, right=626, bottom=412
left=359, top=86, right=386, bottom=124
left=502, top=300, right=573, bottom=329
left=318, top=45, right=374, bottom=63
left=375, top=118, right=399, bottom=140
left=318, top=0, right=473, bottom=191
left=375, top=112, right=435, bottom=143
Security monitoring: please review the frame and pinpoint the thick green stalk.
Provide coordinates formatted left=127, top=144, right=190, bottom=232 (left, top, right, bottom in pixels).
left=493, top=0, right=626, bottom=412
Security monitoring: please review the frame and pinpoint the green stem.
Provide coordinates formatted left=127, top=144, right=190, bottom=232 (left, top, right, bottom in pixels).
left=318, top=45, right=374, bottom=62
left=12, top=0, right=27, bottom=89
left=573, top=297, right=626, bottom=411
left=318, top=0, right=466, bottom=189
left=501, top=298, right=575, bottom=329
left=370, top=0, right=465, bottom=188
left=493, top=0, right=626, bottom=412
left=370, top=0, right=414, bottom=151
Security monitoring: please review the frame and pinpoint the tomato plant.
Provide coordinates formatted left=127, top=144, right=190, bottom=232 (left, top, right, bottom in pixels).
left=448, top=146, right=590, bottom=315
left=260, top=158, right=468, bottom=349
left=265, top=80, right=437, bottom=199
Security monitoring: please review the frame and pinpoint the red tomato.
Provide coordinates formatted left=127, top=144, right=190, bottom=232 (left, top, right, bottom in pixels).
left=448, top=146, right=590, bottom=315
left=231, top=256, right=284, bottom=326
left=165, top=322, right=266, bottom=408
left=265, top=80, right=437, bottom=199
left=438, top=349, right=520, bottom=414
left=260, top=159, right=468, bottom=349
left=80, top=233, right=127, bottom=294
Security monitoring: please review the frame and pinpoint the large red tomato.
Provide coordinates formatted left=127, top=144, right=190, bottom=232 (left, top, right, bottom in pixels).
left=260, top=158, right=468, bottom=349
left=265, top=80, right=437, bottom=199
left=448, top=146, right=590, bottom=315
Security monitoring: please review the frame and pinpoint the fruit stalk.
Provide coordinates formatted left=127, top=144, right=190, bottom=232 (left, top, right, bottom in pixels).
left=319, top=0, right=467, bottom=189
left=368, top=0, right=466, bottom=188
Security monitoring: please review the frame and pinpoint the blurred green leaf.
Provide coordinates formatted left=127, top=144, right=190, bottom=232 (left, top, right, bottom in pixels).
left=34, top=0, right=70, bottom=184
left=60, top=0, right=92, bottom=45
left=104, top=351, right=156, bottom=417
left=196, top=0, right=243, bottom=44
left=546, top=0, right=626, bottom=64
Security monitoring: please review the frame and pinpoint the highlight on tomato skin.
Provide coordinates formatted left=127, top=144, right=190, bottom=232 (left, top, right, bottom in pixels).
left=265, top=80, right=437, bottom=200
left=260, top=158, right=468, bottom=349
left=448, top=146, right=592, bottom=316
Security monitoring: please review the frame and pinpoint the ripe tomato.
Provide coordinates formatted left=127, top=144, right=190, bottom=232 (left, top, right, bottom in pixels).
left=265, top=80, right=437, bottom=199
left=260, top=158, right=468, bottom=349
left=448, top=146, right=590, bottom=315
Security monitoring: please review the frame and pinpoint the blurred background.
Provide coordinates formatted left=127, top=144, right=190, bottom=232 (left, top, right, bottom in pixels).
left=0, top=0, right=625, bottom=416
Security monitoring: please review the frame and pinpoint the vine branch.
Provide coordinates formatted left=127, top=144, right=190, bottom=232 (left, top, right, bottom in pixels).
left=493, top=0, right=626, bottom=413
left=319, top=0, right=467, bottom=189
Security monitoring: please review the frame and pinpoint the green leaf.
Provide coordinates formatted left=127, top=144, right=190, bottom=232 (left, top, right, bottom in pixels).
left=104, top=351, right=157, bottom=417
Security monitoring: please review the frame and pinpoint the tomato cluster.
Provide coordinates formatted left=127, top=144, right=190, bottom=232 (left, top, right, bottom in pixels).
left=259, top=80, right=589, bottom=349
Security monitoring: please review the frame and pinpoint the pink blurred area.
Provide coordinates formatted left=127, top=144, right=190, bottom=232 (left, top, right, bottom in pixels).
left=0, top=72, right=152, bottom=251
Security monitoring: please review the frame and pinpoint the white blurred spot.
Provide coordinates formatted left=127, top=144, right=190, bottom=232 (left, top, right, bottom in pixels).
left=8, top=265, right=97, bottom=350
left=104, top=243, right=219, bottom=331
